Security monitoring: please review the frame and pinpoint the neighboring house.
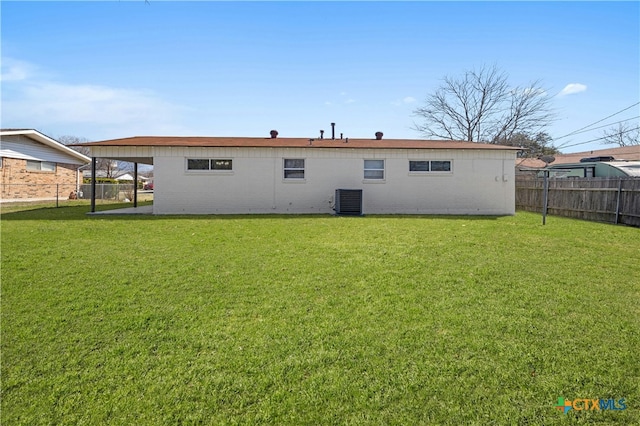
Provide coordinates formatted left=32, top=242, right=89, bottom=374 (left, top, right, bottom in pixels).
left=81, top=170, right=142, bottom=182
left=516, top=145, right=640, bottom=170
left=79, top=132, right=519, bottom=215
left=1, top=129, right=91, bottom=201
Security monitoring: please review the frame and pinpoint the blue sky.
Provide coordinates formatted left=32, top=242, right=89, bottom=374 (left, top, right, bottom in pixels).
left=1, top=1, right=638, bottom=153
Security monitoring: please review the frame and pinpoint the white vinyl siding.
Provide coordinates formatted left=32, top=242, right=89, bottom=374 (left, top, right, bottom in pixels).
left=0, top=135, right=85, bottom=165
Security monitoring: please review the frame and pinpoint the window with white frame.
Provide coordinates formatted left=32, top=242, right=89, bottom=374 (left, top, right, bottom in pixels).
left=364, top=159, right=385, bottom=180
left=26, top=160, right=56, bottom=172
left=409, top=160, right=452, bottom=173
left=186, top=159, right=233, bottom=171
left=283, top=159, right=305, bottom=179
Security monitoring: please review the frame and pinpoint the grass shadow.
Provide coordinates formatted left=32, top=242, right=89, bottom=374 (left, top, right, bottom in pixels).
left=1, top=202, right=508, bottom=222
left=0, top=202, right=153, bottom=221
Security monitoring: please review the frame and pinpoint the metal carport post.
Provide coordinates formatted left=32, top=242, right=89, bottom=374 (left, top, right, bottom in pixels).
left=134, top=162, right=138, bottom=208
left=91, top=157, right=96, bottom=213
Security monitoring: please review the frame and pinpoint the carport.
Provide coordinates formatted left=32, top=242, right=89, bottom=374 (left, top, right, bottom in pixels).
left=72, top=140, right=154, bottom=213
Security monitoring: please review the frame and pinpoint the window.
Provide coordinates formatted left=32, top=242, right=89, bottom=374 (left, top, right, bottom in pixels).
left=409, top=160, right=452, bottom=173
left=364, top=159, right=385, bottom=180
left=431, top=161, right=451, bottom=172
left=284, top=159, right=305, bottom=179
left=409, top=161, right=430, bottom=172
left=26, top=160, right=56, bottom=172
left=187, top=159, right=210, bottom=170
left=187, top=158, right=233, bottom=171
left=212, top=159, right=232, bottom=170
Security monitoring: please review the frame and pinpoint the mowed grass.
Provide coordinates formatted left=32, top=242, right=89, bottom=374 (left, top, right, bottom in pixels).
left=1, top=205, right=639, bottom=425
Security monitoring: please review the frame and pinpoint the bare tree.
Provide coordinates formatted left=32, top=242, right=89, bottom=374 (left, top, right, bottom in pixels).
left=413, top=65, right=556, bottom=143
left=59, top=135, right=121, bottom=178
left=601, top=122, right=640, bottom=146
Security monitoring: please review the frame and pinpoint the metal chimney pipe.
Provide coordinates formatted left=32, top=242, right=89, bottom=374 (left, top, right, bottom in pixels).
left=331, top=123, right=335, bottom=140
left=320, top=130, right=324, bottom=139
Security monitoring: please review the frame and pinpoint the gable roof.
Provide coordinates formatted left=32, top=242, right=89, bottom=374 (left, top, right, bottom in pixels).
left=75, top=136, right=520, bottom=151
left=0, top=129, right=91, bottom=164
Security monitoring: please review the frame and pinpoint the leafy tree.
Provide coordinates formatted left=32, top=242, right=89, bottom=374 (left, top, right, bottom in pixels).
left=493, top=132, right=560, bottom=158
left=601, top=122, right=640, bottom=146
left=413, top=65, right=556, bottom=143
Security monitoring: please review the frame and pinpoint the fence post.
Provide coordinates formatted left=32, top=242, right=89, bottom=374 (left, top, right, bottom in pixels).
left=615, top=178, right=623, bottom=225
left=542, top=170, right=549, bottom=225
left=56, top=184, right=59, bottom=208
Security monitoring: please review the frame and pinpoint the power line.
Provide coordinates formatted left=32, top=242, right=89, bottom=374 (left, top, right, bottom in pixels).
left=556, top=116, right=640, bottom=148
left=559, top=125, right=640, bottom=150
left=554, top=102, right=640, bottom=143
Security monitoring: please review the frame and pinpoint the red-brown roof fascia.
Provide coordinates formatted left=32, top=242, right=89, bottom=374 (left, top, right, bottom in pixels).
left=74, top=136, right=520, bottom=150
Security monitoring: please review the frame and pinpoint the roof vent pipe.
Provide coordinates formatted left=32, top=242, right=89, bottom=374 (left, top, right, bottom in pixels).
left=375, top=131, right=383, bottom=140
left=340, top=133, right=343, bottom=140
left=270, top=130, right=278, bottom=139
left=320, top=130, right=324, bottom=139
left=331, top=122, right=335, bottom=140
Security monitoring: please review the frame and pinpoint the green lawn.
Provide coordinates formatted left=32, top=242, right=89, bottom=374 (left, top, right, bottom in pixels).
left=2, top=205, right=638, bottom=425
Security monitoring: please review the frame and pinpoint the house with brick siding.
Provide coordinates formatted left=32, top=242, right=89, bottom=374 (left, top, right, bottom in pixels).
left=1, top=129, right=91, bottom=201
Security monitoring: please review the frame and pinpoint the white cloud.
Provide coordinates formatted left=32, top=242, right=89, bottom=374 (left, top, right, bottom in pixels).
left=0, top=58, right=34, bottom=81
left=18, top=82, right=184, bottom=125
left=559, top=83, right=587, bottom=96
left=1, top=60, right=191, bottom=137
left=344, top=98, right=356, bottom=104
left=0, top=58, right=193, bottom=138
left=391, top=96, right=417, bottom=106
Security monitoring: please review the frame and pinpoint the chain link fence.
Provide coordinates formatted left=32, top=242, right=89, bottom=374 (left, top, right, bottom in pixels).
left=1, top=183, right=152, bottom=205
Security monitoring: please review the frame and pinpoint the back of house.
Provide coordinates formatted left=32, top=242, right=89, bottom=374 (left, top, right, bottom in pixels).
left=78, top=132, right=519, bottom=215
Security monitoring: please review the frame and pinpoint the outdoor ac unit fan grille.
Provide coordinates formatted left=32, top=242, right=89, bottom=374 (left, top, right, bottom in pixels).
left=335, top=189, right=363, bottom=215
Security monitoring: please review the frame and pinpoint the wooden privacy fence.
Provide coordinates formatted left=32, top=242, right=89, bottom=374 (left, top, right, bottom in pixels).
left=516, top=176, right=640, bottom=227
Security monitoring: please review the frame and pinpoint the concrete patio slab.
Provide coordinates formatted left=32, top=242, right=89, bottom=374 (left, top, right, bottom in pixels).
left=88, top=205, right=153, bottom=215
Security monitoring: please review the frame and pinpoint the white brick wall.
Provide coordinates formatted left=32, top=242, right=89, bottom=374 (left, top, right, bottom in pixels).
left=151, top=147, right=515, bottom=215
